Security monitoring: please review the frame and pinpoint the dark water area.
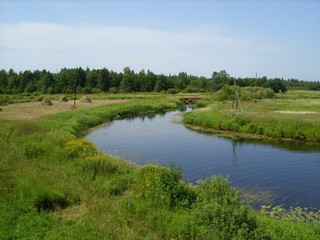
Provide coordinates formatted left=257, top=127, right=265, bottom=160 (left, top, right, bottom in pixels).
left=86, top=109, right=320, bottom=210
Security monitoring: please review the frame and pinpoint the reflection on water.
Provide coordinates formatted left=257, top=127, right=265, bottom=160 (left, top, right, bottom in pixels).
left=86, top=109, right=320, bottom=210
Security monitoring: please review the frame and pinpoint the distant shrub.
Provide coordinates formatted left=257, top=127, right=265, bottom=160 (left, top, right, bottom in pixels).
left=261, top=88, right=275, bottom=99
left=0, top=95, right=9, bottom=105
left=181, top=87, right=203, bottom=93
left=109, top=87, right=118, bottom=94
left=92, top=87, right=102, bottom=93
left=47, top=87, right=54, bottom=94
left=36, top=96, right=44, bottom=102
left=81, top=86, right=92, bottom=94
left=218, top=86, right=275, bottom=101
left=166, top=88, right=179, bottom=94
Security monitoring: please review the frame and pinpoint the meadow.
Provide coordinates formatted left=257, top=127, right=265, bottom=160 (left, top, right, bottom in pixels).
left=0, top=92, right=320, bottom=239
left=184, top=90, right=320, bottom=147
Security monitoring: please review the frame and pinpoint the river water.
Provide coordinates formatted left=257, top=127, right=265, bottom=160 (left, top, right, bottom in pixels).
left=85, top=109, right=320, bottom=209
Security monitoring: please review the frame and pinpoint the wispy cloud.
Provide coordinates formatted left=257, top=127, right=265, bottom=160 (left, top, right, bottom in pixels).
left=0, top=21, right=282, bottom=77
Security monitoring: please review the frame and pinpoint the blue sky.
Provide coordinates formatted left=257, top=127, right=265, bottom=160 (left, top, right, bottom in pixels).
left=0, top=0, right=319, bottom=81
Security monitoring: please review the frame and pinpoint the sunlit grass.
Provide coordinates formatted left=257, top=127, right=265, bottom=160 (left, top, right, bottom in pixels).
left=184, top=90, right=320, bottom=144
left=1, top=92, right=320, bottom=239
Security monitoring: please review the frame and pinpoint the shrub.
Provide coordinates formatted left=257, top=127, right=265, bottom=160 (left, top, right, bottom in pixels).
left=262, top=88, right=275, bottom=99
left=109, top=87, right=118, bottom=93
left=193, top=176, right=258, bottom=239
left=181, top=87, right=202, bottom=93
left=56, top=133, right=77, bottom=143
left=137, top=163, right=197, bottom=208
left=194, top=101, right=210, bottom=109
left=47, top=87, right=54, bottom=94
left=91, top=87, right=102, bottom=93
left=63, top=139, right=97, bottom=159
left=109, top=175, right=131, bottom=196
left=166, top=88, right=179, bottom=94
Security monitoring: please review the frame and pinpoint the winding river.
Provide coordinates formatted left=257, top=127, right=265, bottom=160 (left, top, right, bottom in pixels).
left=86, top=109, right=320, bottom=209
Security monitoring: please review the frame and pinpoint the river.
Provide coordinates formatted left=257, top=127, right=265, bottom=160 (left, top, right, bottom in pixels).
left=85, top=108, right=320, bottom=209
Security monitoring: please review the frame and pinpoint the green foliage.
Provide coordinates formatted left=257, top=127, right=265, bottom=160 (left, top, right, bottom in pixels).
left=216, top=85, right=275, bottom=101
left=62, top=139, right=97, bottom=159
left=81, top=155, right=119, bottom=179
left=109, top=175, right=131, bottom=196
left=193, top=176, right=258, bottom=239
left=1, top=96, right=319, bottom=239
left=137, top=163, right=197, bottom=208
left=16, top=178, right=68, bottom=212
left=1, top=67, right=317, bottom=95
left=22, top=141, right=46, bottom=158
left=194, top=100, right=211, bottom=109
left=183, top=98, right=320, bottom=144
left=166, top=88, right=179, bottom=94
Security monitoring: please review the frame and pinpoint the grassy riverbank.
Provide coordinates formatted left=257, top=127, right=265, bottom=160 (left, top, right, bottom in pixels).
left=183, top=90, right=320, bottom=146
left=1, top=95, right=320, bottom=239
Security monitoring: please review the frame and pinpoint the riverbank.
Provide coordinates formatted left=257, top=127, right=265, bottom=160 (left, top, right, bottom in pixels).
left=1, top=95, right=319, bottom=239
left=183, top=91, right=320, bottom=146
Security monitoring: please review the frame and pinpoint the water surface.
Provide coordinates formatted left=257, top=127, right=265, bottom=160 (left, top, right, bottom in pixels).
left=86, top=109, right=320, bottom=209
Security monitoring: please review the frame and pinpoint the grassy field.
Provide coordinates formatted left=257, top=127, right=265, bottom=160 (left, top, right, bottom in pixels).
left=183, top=90, right=320, bottom=146
left=1, top=92, right=320, bottom=239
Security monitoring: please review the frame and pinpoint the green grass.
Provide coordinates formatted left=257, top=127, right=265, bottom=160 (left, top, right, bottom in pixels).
left=1, top=93, right=320, bottom=239
left=184, top=90, right=320, bottom=146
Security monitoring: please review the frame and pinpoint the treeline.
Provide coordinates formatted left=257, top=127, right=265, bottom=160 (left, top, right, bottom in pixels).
left=0, top=67, right=319, bottom=94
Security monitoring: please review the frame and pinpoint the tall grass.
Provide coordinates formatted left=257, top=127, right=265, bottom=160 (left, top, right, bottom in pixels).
left=184, top=93, right=320, bottom=145
left=1, top=95, right=319, bottom=239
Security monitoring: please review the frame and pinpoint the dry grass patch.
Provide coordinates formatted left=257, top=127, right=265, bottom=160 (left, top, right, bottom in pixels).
left=0, top=99, right=130, bottom=120
left=52, top=203, right=88, bottom=222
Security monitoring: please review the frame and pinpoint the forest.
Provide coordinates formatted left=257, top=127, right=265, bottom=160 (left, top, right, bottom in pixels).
left=0, top=67, right=319, bottom=95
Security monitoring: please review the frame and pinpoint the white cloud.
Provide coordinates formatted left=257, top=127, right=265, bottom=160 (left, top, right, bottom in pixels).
left=0, top=21, right=287, bottom=77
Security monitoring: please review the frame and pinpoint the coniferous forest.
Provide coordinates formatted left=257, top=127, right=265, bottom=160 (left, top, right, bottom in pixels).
left=0, top=67, right=319, bottom=95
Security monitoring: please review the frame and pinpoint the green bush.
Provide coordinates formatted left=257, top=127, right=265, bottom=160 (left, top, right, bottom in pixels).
left=166, top=88, right=179, bottom=94
left=193, top=176, right=258, bottom=239
left=109, top=175, right=131, bottom=196
left=137, top=163, right=197, bottom=208
left=62, top=139, right=97, bottom=159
